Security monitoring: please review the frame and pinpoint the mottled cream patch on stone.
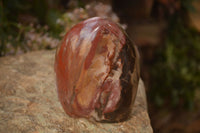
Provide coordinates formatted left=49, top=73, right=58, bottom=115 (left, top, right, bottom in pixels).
left=70, top=35, right=79, bottom=52
left=79, top=38, right=92, bottom=57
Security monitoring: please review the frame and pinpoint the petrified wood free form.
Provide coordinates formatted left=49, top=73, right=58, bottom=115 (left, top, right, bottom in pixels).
left=55, top=17, right=140, bottom=122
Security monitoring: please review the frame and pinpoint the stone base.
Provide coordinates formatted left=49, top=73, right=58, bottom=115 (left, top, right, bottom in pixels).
left=0, top=50, right=153, bottom=133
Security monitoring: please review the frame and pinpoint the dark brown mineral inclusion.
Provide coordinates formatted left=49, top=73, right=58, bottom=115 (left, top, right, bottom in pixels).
left=54, top=17, right=140, bottom=122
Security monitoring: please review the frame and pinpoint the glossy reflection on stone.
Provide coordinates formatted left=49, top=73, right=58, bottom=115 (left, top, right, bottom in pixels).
left=54, top=17, right=140, bottom=122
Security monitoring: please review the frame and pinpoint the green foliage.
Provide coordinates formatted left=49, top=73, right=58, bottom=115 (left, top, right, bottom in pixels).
left=46, top=9, right=63, bottom=38
left=0, top=0, right=63, bottom=56
left=77, top=0, right=85, bottom=8
left=150, top=13, right=200, bottom=110
left=181, top=0, right=199, bottom=12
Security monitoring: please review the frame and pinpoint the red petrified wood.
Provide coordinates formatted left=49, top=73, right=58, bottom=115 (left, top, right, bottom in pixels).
left=55, top=17, right=140, bottom=122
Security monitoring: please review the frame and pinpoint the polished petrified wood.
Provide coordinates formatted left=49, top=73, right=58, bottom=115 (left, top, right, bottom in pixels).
left=55, top=17, right=140, bottom=122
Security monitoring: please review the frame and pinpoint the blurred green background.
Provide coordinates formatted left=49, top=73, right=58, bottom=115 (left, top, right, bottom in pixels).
left=0, top=0, right=200, bottom=132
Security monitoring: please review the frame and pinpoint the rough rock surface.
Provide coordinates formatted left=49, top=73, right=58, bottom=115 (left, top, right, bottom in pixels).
left=0, top=50, right=153, bottom=133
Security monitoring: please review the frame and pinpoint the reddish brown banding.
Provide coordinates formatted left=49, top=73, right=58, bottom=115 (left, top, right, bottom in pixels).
left=55, top=17, right=139, bottom=122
